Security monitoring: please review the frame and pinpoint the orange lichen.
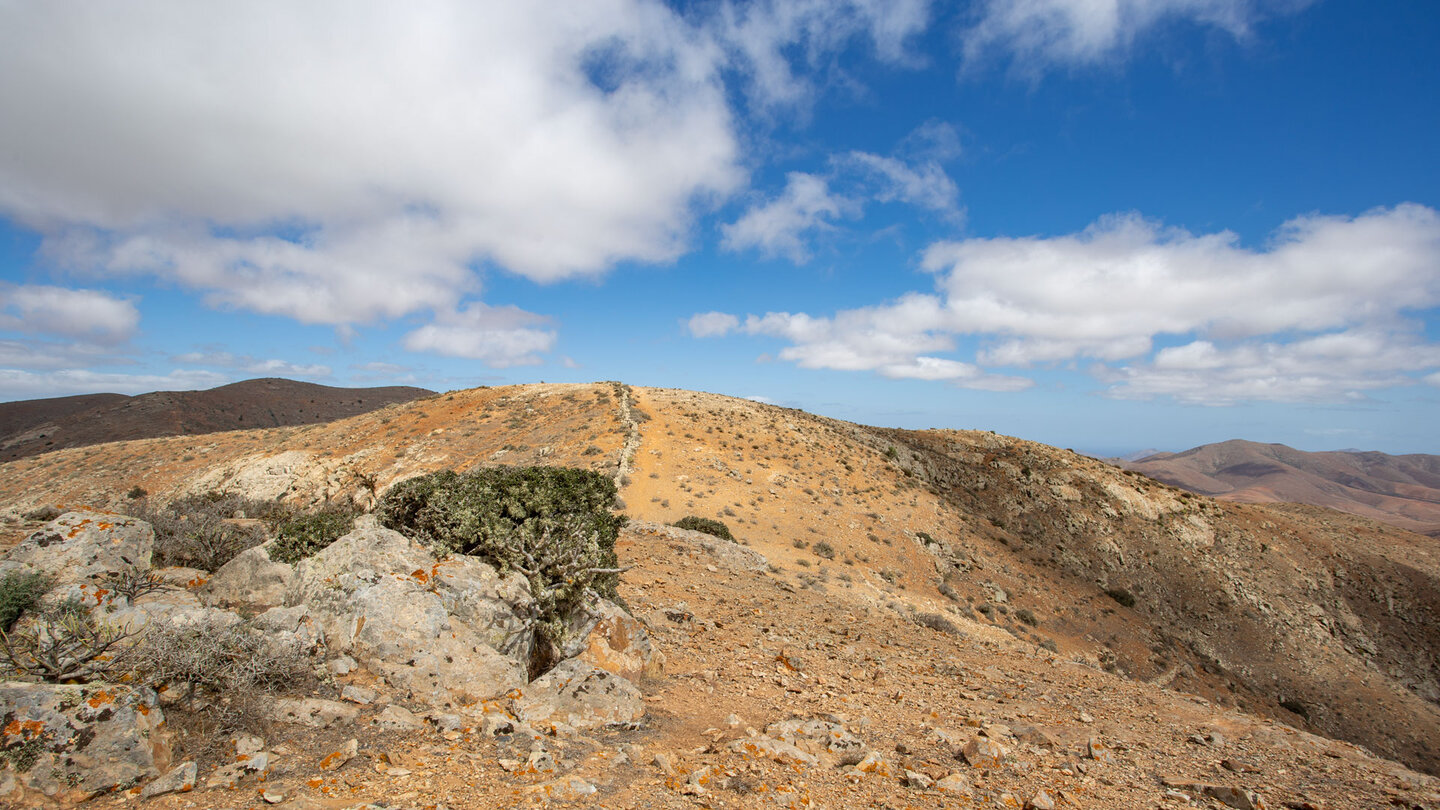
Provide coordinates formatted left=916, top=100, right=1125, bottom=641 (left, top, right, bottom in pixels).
left=86, top=690, right=114, bottom=708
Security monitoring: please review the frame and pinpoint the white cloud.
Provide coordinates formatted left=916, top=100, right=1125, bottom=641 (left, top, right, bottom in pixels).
left=961, top=0, right=1306, bottom=73
left=0, top=1, right=744, bottom=329
left=172, top=351, right=331, bottom=379
left=0, top=285, right=139, bottom=344
left=0, top=368, right=230, bottom=400
left=721, top=173, right=856, bottom=262
left=1427, top=371, right=1440, bottom=388
left=841, top=151, right=961, bottom=218
left=402, top=303, right=556, bottom=367
left=708, top=0, right=931, bottom=112
left=699, top=204, right=1440, bottom=403
left=688, top=311, right=741, bottom=337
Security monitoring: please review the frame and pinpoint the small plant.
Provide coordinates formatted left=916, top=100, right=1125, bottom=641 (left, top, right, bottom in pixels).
left=125, top=493, right=272, bottom=571
left=1105, top=587, right=1137, bottom=608
left=22, top=506, right=61, bottom=522
left=99, top=569, right=172, bottom=602
left=914, top=612, right=960, bottom=635
left=915, top=531, right=936, bottom=546
left=878, top=568, right=901, bottom=585
left=0, top=607, right=140, bottom=683
left=0, top=570, right=53, bottom=631
left=269, top=506, right=358, bottom=564
left=126, top=485, right=148, bottom=500
left=1015, top=607, right=1038, bottom=626
left=672, top=516, right=734, bottom=542
left=812, top=541, right=836, bottom=560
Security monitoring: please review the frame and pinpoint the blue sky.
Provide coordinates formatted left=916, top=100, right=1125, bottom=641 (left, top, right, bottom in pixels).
left=1, top=1, right=1438, bottom=456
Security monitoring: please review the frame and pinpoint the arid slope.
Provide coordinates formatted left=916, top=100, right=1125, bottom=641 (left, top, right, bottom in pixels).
left=1, top=382, right=1437, bottom=793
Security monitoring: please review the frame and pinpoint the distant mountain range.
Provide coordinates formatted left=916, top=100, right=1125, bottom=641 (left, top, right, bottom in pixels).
left=1123, top=439, right=1440, bottom=537
left=0, top=378, right=435, bottom=462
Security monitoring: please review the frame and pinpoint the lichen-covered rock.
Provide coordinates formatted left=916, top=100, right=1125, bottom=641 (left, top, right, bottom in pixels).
left=565, top=598, right=665, bottom=679
left=510, top=659, right=645, bottom=731
left=0, top=682, right=167, bottom=803
left=767, top=717, right=866, bottom=758
left=287, top=518, right=532, bottom=709
left=3, top=511, right=153, bottom=586
left=200, top=543, right=294, bottom=610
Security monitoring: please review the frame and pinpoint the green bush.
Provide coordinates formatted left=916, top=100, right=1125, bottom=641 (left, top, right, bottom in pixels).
left=812, top=541, right=836, bottom=560
left=0, top=571, right=52, bottom=632
left=672, top=516, right=734, bottom=542
left=1105, top=587, right=1137, bottom=608
left=269, top=507, right=358, bottom=564
left=377, top=467, right=624, bottom=647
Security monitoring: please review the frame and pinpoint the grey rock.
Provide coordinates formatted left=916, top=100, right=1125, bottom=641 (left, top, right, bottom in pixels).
left=511, top=659, right=645, bottom=731
left=4, top=511, right=153, bottom=586
left=270, top=697, right=359, bottom=728
left=200, top=543, right=294, bottom=609
left=341, top=684, right=378, bottom=704
left=0, top=682, right=166, bottom=802
left=374, top=704, right=426, bottom=731
left=562, top=597, right=666, bottom=678
left=141, top=761, right=197, bottom=798
left=961, top=736, right=1009, bottom=768
left=287, top=520, right=530, bottom=709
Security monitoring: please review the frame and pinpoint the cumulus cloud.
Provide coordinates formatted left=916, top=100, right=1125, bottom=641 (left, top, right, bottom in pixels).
left=688, top=311, right=741, bottom=337
left=402, top=303, right=555, bottom=367
left=961, top=0, right=1307, bottom=73
left=0, top=1, right=743, bottom=333
left=708, top=0, right=931, bottom=112
left=0, top=368, right=230, bottom=400
left=172, top=351, right=331, bottom=379
left=721, top=173, right=856, bottom=262
left=695, top=204, right=1440, bottom=403
left=0, top=285, right=139, bottom=344
left=840, top=151, right=961, bottom=218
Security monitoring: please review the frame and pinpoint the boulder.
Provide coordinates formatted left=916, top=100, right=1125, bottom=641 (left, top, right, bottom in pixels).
left=0, top=682, right=167, bottom=803
left=511, top=659, right=645, bottom=731
left=565, top=598, right=665, bottom=679
left=3, top=511, right=153, bottom=586
left=200, top=543, right=294, bottom=610
left=287, top=519, right=532, bottom=709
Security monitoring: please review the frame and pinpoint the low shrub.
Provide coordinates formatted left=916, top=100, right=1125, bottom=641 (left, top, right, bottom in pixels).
left=1015, top=607, right=1038, bottom=626
left=914, top=612, right=960, bottom=635
left=125, top=493, right=272, bottom=571
left=269, top=506, right=358, bottom=564
left=0, top=570, right=52, bottom=632
left=0, top=605, right=139, bottom=682
left=812, top=541, right=836, bottom=560
left=377, top=466, right=624, bottom=649
left=674, top=516, right=734, bottom=541
left=1105, top=587, right=1137, bottom=608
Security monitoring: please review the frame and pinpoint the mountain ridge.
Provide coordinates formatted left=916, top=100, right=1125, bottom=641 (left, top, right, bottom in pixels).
left=1124, top=438, right=1440, bottom=537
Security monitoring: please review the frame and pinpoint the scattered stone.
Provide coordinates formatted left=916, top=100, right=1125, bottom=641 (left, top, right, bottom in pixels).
left=374, top=704, right=426, bottom=731
left=232, top=732, right=265, bottom=757
left=1222, top=758, right=1261, bottom=773
left=329, top=654, right=359, bottom=675
left=730, top=735, right=819, bottom=767
left=851, top=750, right=893, bottom=777
left=725, top=713, right=744, bottom=728
left=342, top=684, right=378, bottom=704
left=530, top=776, right=597, bottom=801
left=262, top=789, right=287, bottom=804
left=206, top=752, right=271, bottom=789
left=768, top=716, right=866, bottom=756
left=320, top=738, right=359, bottom=771
left=935, top=773, right=973, bottom=796
left=653, top=752, right=677, bottom=777
left=1086, top=737, right=1113, bottom=762
left=1027, top=789, right=1057, bottom=810
left=1078, top=711, right=1095, bottom=723
left=1013, top=724, right=1060, bottom=749
left=903, top=769, right=934, bottom=789
left=140, top=762, right=198, bottom=799
left=961, top=736, right=1009, bottom=768
left=1204, top=785, right=1267, bottom=810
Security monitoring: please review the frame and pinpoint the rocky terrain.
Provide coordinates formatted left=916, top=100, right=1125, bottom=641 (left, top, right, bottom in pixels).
left=0, top=379, right=435, bottom=463
left=0, top=382, right=1436, bottom=808
left=1124, top=439, right=1440, bottom=537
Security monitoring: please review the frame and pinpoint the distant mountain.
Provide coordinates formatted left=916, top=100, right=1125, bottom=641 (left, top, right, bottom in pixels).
left=1124, top=439, right=1440, bottom=537
left=0, top=378, right=435, bottom=462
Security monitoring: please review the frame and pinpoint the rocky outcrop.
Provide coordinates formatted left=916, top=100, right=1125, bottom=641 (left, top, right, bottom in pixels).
left=285, top=518, right=535, bottom=710
left=199, top=543, right=294, bottom=610
left=1, top=511, right=152, bottom=586
left=0, top=683, right=167, bottom=804
left=510, top=659, right=645, bottom=731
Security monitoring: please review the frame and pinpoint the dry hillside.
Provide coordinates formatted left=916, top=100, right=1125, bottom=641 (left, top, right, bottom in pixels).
left=1, top=382, right=1437, bottom=809
left=0, top=378, right=435, bottom=463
